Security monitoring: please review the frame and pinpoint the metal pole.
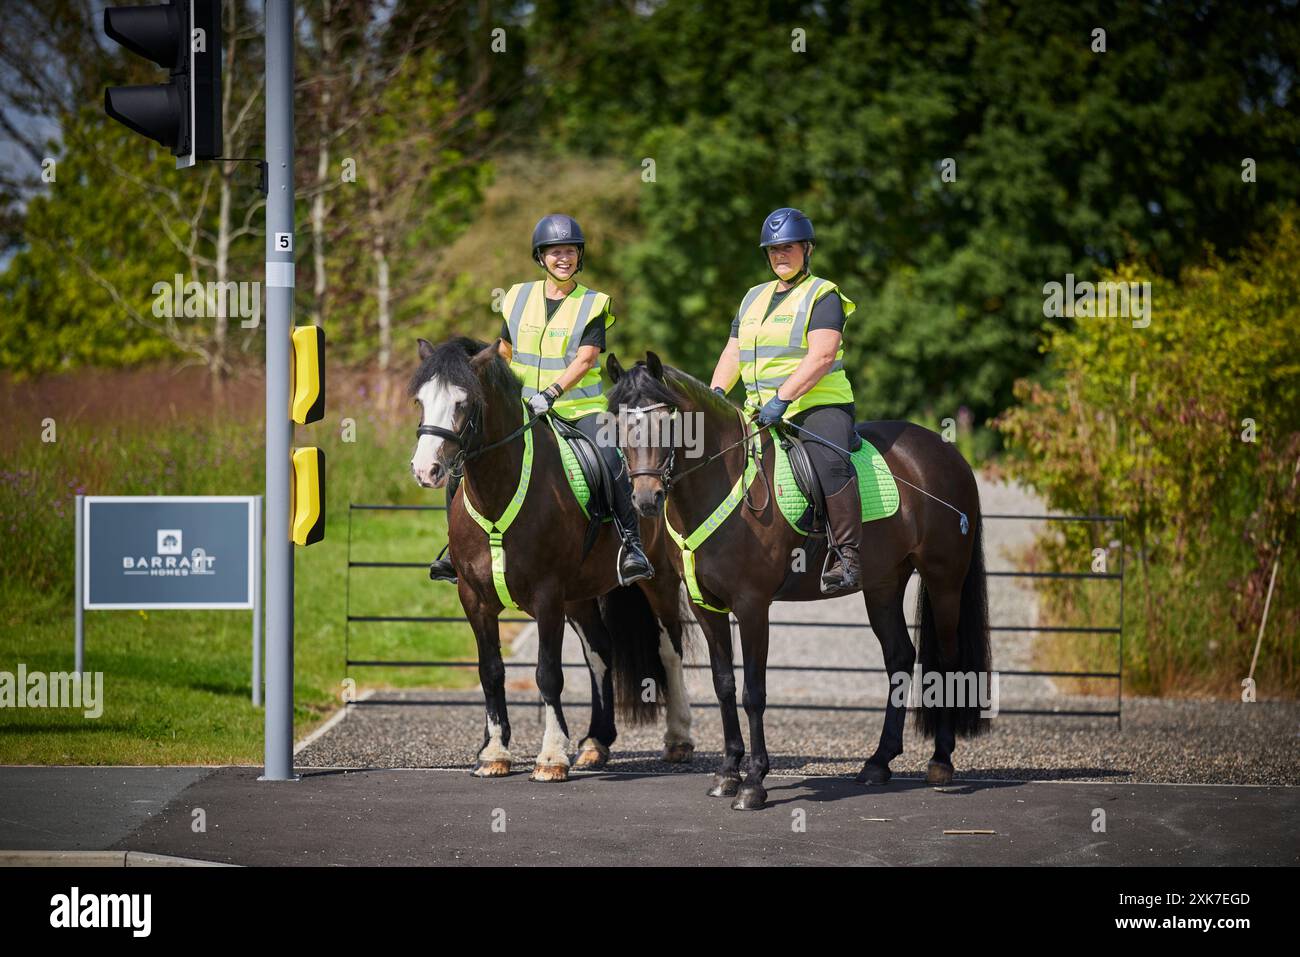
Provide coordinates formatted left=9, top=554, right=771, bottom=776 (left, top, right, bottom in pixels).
left=261, top=0, right=297, bottom=781
left=74, top=495, right=84, bottom=674
left=252, top=494, right=262, bottom=707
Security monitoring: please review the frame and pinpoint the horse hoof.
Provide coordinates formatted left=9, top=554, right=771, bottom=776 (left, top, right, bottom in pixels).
left=472, top=759, right=511, bottom=778
left=662, top=742, right=695, bottom=764
left=707, top=774, right=742, bottom=798
left=927, top=760, right=955, bottom=786
left=856, top=761, right=892, bottom=785
left=730, top=785, right=767, bottom=811
left=572, top=745, right=610, bottom=770
left=530, top=762, right=570, bottom=783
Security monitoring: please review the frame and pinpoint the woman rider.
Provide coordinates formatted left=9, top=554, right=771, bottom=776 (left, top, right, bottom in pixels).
left=429, top=213, right=655, bottom=586
left=708, top=207, right=862, bottom=594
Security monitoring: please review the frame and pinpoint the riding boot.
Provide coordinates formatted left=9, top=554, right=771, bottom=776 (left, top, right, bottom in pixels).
left=820, top=479, right=862, bottom=595
left=610, top=465, right=655, bottom=585
left=429, top=473, right=461, bottom=583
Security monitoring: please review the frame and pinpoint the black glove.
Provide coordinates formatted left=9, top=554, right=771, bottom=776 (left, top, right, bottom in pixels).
left=757, top=395, right=791, bottom=426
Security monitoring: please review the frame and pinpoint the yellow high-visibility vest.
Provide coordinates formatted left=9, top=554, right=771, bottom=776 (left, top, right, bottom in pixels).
left=735, top=274, right=855, bottom=417
left=503, top=281, right=613, bottom=418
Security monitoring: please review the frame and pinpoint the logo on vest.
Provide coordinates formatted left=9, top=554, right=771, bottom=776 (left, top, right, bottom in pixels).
left=770, top=314, right=794, bottom=324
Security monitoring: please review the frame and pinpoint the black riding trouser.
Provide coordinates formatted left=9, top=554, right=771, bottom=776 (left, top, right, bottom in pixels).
left=787, top=403, right=856, bottom=495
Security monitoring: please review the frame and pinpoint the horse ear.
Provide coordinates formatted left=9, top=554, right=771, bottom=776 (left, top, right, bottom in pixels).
left=417, top=338, right=435, bottom=360
left=607, top=353, right=624, bottom=382
left=471, top=338, right=501, bottom=369
left=645, top=351, right=664, bottom=380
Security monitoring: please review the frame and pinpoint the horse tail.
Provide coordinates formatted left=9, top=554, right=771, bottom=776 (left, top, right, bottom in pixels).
left=599, top=584, right=667, bottom=725
left=915, top=515, right=993, bottom=738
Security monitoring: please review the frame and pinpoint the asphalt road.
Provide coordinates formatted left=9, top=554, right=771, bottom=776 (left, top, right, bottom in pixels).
left=0, top=766, right=1295, bottom=866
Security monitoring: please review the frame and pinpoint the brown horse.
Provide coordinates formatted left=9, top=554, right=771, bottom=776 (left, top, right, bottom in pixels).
left=408, top=337, right=695, bottom=781
left=607, top=352, right=991, bottom=810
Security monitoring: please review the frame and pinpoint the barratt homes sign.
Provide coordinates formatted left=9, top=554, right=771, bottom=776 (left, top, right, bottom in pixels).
left=84, top=497, right=256, bottom=609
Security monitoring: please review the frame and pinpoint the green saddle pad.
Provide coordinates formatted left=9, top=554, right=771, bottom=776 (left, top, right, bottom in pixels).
left=548, top=417, right=594, bottom=518
left=773, top=433, right=900, bottom=533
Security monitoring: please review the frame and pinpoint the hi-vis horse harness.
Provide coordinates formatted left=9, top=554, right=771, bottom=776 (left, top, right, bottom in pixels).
left=418, top=398, right=536, bottom=610
left=626, top=403, right=764, bottom=614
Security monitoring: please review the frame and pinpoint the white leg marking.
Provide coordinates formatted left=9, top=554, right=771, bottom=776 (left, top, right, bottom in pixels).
left=657, top=624, right=693, bottom=746
left=572, top=620, right=608, bottom=715
left=480, top=715, right=512, bottom=762
left=536, top=704, right=571, bottom=767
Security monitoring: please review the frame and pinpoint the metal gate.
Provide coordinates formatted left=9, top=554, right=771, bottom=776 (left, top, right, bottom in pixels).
left=345, top=504, right=1124, bottom=726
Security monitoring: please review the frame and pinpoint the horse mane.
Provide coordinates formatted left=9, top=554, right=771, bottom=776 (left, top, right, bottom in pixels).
left=607, top=359, right=739, bottom=419
left=407, top=336, right=521, bottom=407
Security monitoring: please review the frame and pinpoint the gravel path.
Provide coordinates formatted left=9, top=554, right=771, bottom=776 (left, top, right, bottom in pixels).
left=295, top=472, right=1300, bottom=786
left=294, top=691, right=1299, bottom=785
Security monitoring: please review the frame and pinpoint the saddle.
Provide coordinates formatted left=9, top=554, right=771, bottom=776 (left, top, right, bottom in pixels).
left=548, top=413, right=617, bottom=562
left=769, top=421, right=894, bottom=535
left=775, top=424, right=863, bottom=535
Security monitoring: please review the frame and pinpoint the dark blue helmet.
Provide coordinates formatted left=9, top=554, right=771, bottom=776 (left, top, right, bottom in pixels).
left=759, top=207, right=815, bottom=248
left=532, top=214, right=586, bottom=272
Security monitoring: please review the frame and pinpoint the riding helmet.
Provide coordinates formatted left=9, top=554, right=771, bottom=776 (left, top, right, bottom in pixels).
left=759, top=207, right=815, bottom=248
left=532, top=213, right=586, bottom=273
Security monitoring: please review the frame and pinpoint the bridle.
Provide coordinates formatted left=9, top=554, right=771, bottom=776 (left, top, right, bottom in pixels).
left=620, top=398, right=772, bottom=510
left=416, top=393, right=540, bottom=481
left=623, top=401, right=679, bottom=492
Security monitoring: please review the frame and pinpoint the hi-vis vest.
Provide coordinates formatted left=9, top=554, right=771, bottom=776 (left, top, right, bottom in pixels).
left=503, top=281, right=612, bottom=418
left=736, top=274, right=856, bottom=418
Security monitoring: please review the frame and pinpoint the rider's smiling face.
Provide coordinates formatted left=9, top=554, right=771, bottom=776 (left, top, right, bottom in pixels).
left=542, top=244, right=579, bottom=280
left=767, top=242, right=805, bottom=281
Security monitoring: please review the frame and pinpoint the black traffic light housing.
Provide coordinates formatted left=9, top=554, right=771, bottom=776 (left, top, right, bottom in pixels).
left=104, top=0, right=222, bottom=167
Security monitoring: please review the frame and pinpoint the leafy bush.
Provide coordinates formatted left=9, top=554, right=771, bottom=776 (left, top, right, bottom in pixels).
left=993, top=210, right=1300, bottom=696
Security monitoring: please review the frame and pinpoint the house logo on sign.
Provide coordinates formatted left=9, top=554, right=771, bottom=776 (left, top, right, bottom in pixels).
left=122, top=529, right=216, bottom=578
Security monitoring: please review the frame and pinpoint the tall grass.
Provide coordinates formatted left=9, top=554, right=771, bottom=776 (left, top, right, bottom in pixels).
left=0, top=363, right=499, bottom=763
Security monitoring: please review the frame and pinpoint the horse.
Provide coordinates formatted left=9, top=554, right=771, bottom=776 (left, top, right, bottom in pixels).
left=408, top=336, right=696, bottom=782
left=605, top=351, right=991, bottom=810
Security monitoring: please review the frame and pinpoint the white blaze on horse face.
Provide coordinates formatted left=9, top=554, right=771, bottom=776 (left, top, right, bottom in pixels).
left=410, top=377, right=468, bottom=487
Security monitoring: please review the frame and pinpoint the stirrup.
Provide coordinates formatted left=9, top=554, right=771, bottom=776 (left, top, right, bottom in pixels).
left=819, top=543, right=856, bottom=594
left=429, top=542, right=457, bottom=582
left=616, top=538, right=655, bottom=586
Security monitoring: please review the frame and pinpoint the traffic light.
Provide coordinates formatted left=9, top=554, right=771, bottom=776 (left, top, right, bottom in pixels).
left=103, top=0, right=222, bottom=168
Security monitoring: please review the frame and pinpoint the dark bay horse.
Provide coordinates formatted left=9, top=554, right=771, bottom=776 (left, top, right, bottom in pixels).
left=408, top=337, right=695, bottom=781
left=607, top=352, right=991, bottom=810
